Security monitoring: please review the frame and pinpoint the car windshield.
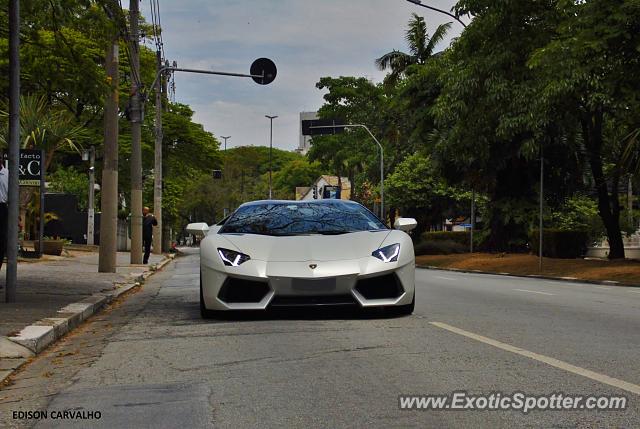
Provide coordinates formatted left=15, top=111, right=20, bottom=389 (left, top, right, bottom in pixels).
left=219, top=201, right=386, bottom=236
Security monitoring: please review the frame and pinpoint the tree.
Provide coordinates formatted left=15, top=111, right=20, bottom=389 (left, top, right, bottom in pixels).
left=375, top=13, right=451, bottom=86
left=179, top=146, right=306, bottom=231
left=386, top=153, right=468, bottom=237
left=0, top=95, right=86, bottom=171
left=311, top=77, right=388, bottom=204
left=528, top=0, right=640, bottom=258
left=272, top=159, right=324, bottom=200
left=427, top=0, right=560, bottom=251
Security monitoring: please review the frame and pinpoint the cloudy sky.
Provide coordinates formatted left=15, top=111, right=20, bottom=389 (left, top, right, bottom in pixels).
left=140, top=0, right=464, bottom=152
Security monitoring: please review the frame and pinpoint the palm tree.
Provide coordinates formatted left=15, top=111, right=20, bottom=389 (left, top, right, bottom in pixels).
left=0, top=95, right=86, bottom=238
left=375, top=13, right=451, bottom=85
left=0, top=95, right=86, bottom=171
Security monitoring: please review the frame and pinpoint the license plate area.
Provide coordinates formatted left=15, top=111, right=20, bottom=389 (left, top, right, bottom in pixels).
left=291, top=278, right=337, bottom=292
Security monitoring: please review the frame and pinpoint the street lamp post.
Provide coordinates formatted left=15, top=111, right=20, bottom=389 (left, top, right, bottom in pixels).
left=221, top=136, right=231, bottom=151
left=405, top=0, right=468, bottom=28
left=220, top=136, right=230, bottom=217
left=265, top=115, right=278, bottom=199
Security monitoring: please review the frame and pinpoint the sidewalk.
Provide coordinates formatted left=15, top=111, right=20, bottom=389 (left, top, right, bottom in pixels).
left=0, top=250, right=174, bottom=384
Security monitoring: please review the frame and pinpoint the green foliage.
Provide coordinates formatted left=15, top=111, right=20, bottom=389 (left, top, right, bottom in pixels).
left=179, top=146, right=305, bottom=230
left=421, top=231, right=470, bottom=246
left=375, top=13, right=451, bottom=86
left=47, top=166, right=92, bottom=210
left=529, top=229, right=589, bottom=259
left=414, top=239, right=467, bottom=256
left=386, top=153, right=468, bottom=233
left=272, top=159, right=324, bottom=200
left=151, top=103, right=221, bottom=226
left=548, top=195, right=600, bottom=233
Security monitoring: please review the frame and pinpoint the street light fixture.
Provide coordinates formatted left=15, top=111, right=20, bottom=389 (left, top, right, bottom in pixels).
left=405, top=0, right=468, bottom=28
left=265, top=115, right=278, bottom=199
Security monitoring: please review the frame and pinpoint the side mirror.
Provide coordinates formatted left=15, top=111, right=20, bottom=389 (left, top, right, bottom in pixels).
left=394, top=217, right=417, bottom=232
left=186, top=222, right=210, bottom=236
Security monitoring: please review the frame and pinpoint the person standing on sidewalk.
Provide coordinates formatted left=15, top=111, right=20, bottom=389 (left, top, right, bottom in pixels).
left=0, top=163, right=8, bottom=271
left=142, top=206, right=158, bottom=264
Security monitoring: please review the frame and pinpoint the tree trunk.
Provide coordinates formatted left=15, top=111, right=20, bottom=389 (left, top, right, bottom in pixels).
left=581, top=109, right=625, bottom=259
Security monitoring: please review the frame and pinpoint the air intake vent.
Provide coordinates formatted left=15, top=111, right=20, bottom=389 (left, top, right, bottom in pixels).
left=355, top=273, right=404, bottom=300
left=218, top=278, right=271, bottom=303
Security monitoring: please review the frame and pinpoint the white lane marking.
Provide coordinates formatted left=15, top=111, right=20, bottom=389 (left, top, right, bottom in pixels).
left=513, top=289, right=555, bottom=296
left=430, top=322, right=640, bottom=396
left=434, top=276, right=457, bottom=281
left=595, top=286, right=613, bottom=290
left=628, top=290, right=640, bottom=294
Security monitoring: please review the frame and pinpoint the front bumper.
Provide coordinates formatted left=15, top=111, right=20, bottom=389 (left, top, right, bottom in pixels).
left=201, top=257, right=415, bottom=311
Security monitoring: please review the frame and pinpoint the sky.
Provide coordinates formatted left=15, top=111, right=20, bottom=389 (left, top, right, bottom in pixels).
left=140, top=0, right=464, bottom=152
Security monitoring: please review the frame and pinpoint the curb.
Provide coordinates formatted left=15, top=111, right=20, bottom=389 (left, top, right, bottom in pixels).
left=415, top=265, right=640, bottom=288
left=0, top=254, right=176, bottom=384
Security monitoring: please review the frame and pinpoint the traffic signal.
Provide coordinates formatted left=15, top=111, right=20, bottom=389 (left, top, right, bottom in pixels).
left=212, top=170, right=222, bottom=179
left=312, top=187, right=317, bottom=199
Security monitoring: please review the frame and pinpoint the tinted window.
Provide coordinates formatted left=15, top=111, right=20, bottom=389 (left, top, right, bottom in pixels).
left=219, top=202, right=386, bottom=236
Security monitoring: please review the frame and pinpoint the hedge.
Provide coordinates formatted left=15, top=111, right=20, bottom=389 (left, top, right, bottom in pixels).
left=421, top=231, right=470, bottom=246
left=529, top=229, right=589, bottom=259
left=414, top=240, right=467, bottom=256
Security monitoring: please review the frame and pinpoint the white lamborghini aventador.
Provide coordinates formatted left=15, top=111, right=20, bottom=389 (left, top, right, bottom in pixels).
left=187, top=199, right=417, bottom=318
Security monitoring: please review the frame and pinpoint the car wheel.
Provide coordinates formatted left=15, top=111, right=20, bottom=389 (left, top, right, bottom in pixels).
left=391, top=292, right=415, bottom=317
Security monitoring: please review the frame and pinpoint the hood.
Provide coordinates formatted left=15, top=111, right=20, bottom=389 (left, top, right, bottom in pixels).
left=218, top=230, right=392, bottom=262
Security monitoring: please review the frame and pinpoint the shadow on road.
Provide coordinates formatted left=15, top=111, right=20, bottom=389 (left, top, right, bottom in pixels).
left=199, top=306, right=412, bottom=322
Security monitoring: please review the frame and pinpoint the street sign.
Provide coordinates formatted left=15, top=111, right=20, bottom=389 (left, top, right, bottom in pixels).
left=301, top=119, right=345, bottom=136
left=250, top=58, right=277, bottom=85
left=2, top=149, right=44, bottom=186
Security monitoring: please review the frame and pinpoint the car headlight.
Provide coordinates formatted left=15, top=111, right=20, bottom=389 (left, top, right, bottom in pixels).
left=217, top=248, right=251, bottom=266
left=372, top=243, right=400, bottom=263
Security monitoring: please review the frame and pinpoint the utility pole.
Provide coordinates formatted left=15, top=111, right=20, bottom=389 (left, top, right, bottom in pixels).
left=221, top=136, right=231, bottom=151
left=98, top=42, right=119, bottom=273
left=628, top=175, right=633, bottom=230
left=87, top=146, right=95, bottom=245
left=129, top=0, right=143, bottom=264
left=539, top=146, right=544, bottom=271
left=6, top=0, right=20, bottom=302
left=152, top=51, right=163, bottom=255
left=265, top=116, right=277, bottom=199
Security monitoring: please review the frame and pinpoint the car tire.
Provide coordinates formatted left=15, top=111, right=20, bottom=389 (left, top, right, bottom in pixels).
left=392, top=292, right=415, bottom=317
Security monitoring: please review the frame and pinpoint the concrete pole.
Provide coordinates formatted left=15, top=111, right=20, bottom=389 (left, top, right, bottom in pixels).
left=6, top=0, right=20, bottom=302
left=129, top=0, right=143, bottom=264
left=87, top=146, right=95, bottom=245
left=539, top=146, right=544, bottom=271
left=152, top=51, right=163, bottom=254
left=628, top=175, right=633, bottom=230
left=98, top=43, right=119, bottom=273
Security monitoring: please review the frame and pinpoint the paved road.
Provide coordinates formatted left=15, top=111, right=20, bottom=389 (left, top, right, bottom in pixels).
left=1, top=250, right=638, bottom=428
